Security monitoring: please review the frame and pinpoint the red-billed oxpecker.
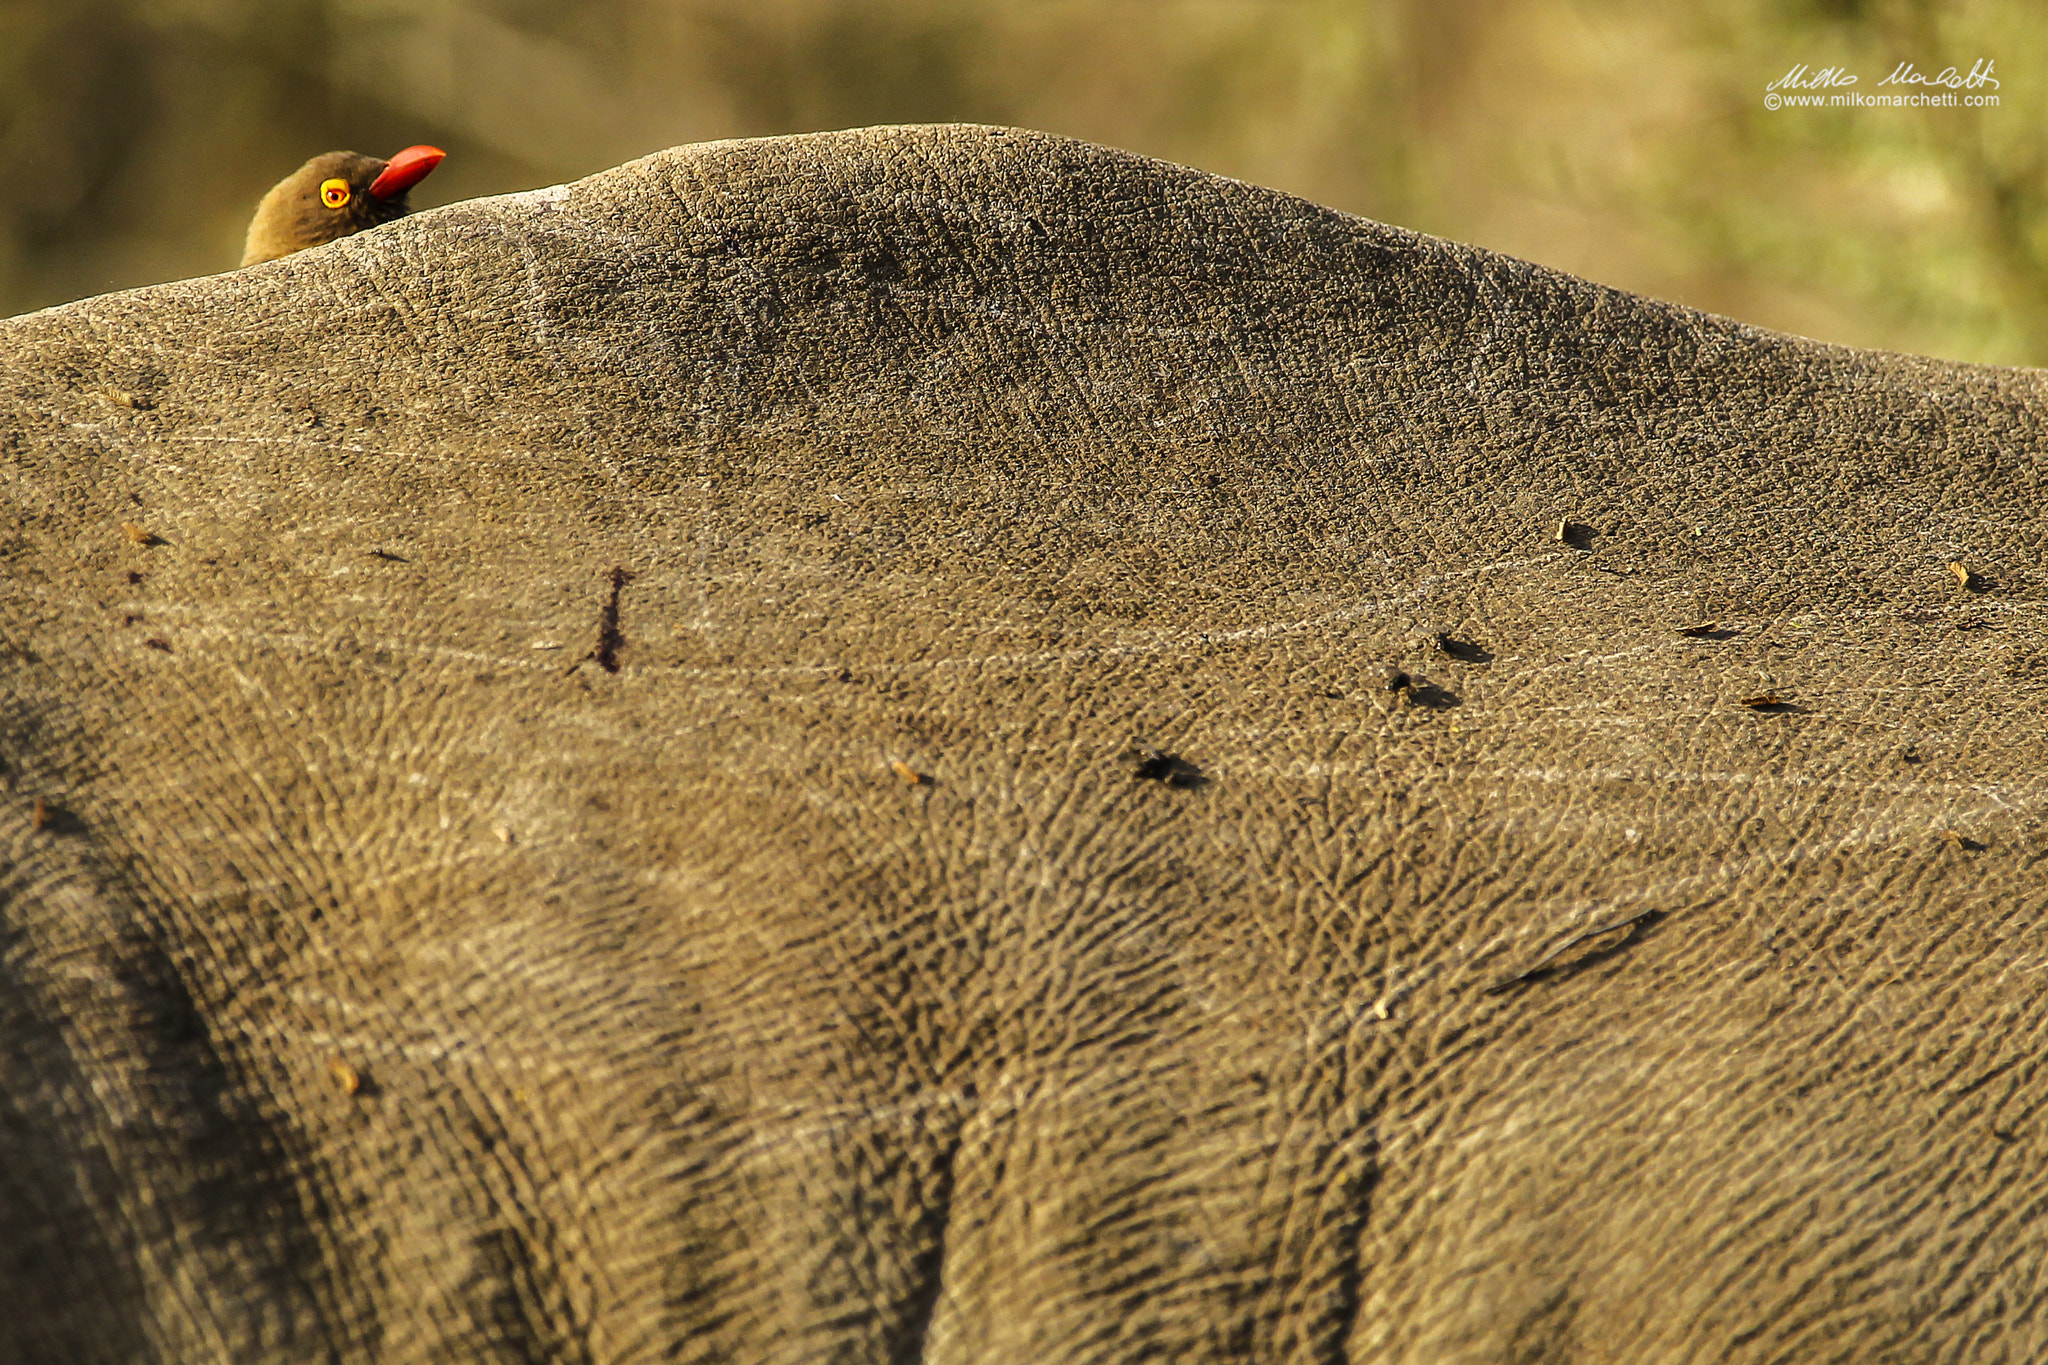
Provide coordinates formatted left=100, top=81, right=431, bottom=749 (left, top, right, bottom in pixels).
left=241, top=145, right=446, bottom=267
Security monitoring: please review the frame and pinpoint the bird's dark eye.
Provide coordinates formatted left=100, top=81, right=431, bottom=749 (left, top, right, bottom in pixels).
left=320, top=179, right=352, bottom=210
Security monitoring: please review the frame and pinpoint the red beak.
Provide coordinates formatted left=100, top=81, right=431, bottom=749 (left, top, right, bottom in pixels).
left=369, top=145, right=445, bottom=200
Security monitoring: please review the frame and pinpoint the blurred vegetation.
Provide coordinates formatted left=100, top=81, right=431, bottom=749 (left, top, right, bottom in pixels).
left=1, top=0, right=2042, bottom=365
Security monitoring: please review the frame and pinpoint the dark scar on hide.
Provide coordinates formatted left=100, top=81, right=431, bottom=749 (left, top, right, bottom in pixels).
left=1485, top=908, right=1663, bottom=995
left=594, top=566, right=634, bottom=674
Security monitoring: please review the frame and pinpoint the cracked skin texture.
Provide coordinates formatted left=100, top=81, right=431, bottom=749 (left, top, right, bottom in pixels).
left=1, top=123, right=2047, bottom=1363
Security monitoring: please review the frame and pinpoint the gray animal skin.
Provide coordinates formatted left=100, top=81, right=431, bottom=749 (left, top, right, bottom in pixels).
left=2, top=123, right=2046, bottom=1364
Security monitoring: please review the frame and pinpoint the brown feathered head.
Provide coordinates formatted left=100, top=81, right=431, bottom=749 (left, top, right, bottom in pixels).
left=241, top=145, right=445, bottom=267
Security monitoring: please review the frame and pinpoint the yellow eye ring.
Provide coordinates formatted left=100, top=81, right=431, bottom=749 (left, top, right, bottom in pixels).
left=320, top=178, right=352, bottom=209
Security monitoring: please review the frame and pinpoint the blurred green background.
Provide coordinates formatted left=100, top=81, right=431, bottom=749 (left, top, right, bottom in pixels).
left=3, top=0, right=2042, bottom=365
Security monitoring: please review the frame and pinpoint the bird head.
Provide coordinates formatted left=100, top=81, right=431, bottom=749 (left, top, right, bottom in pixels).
left=241, top=145, right=446, bottom=267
